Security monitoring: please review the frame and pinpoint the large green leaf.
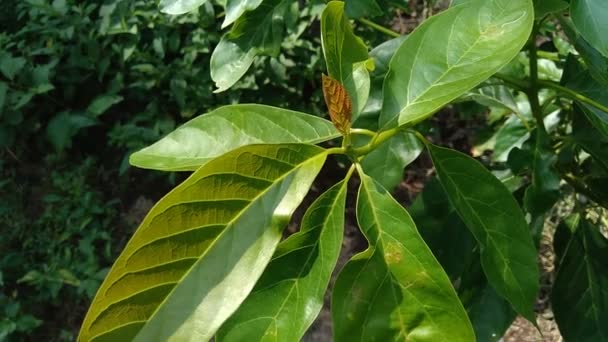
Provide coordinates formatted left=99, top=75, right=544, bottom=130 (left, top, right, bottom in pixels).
left=571, top=0, right=608, bottom=58
left=130, top=105, right=339, bottom=171
left=159, top=0, right=209, bottom=15
left=552, top=216, right=608, bottom=342
left=533, top=0, right=568, bottom=19
left=427, top=144, right=539, bottom=321
left=332, top=170, right=474, bottom=341
left=210, top=0, right=288, bottom=92
left=78, top=144, right=327, bottom=342
left=560, top=17, right=608, bottom=86
left=361, top=132, right=423, bottom=191
left=380, top=0, right=533, bottom=128
left=217, top=179, right=348, bottom=341
left=321, top=1, right=371, bottom=116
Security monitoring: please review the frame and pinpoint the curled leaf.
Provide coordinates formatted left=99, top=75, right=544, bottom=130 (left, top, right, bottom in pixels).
left=322, top=74, right=352, bottom=133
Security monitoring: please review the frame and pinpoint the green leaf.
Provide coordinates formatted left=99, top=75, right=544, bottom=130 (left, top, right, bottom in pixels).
left=493, top=115, right=529, bottom=162
left=321, top=1, right=371, bottom=116
left=560, top=17, right=608, bottom=86
left=358, top=36, right=407, bottom=128
left=523, top=132, right=560, bottom=216
left=571, top=0, right=608, bottom=57
left=361, top=132, right=423, bottom=191
left=159, top=0, right=209, bottom=15
left=332, top=170, right=474, bottom=341
left=408, top=178, right=475, bottom=281
left=130, top=104, right=339, bottom=172
left=344, top=0, right=382, bottom=19
left=573, top=105, right=608, bottom=173
left=427, top=143, right=539, bottom=321
left=86, top=95, right=123, bottom=117
left=46, top=112, right=98, bottom=152
left=210, top=0, right=288, bottom=92
left=223, top=0, right=263, bottom=28
left=533, top=0, right=568, bottom=19
left=409, top=178, right=516, bottom=341
left=78, top=144, right=327, bottom=342
left=217, top=179, right=348, bottom=341
left=561, top=55, right=608, bottom=137
left=460, top=85, right=520, bottom=116
left=380, top=0, right=533, bottom=128
left=552, top=216, right=608, bottom=342
left=0, top=53, right=26, bottom=81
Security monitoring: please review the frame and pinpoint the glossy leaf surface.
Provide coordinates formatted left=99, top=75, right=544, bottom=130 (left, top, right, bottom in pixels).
left=552, top=216, right=608, bottom=342
left=332, top=171, right=474, bottom=342
left=321, top=1, right=370, bottom=116
left=210, top=0, right=288, bottom=92
left=571, top=0, right=608, bottom=57
left=79, top=144, right=327, bottom=342
left=159, top=0, right=208, bottom=15
left=223, top=0, right=263, bottom=28
left=217, top=180, right=348, bottom=342
left=381, top=0, right=533, bottom=128
left=428, top=144, right=539, bottom=321
left=130, top=104, right=339, bottom=171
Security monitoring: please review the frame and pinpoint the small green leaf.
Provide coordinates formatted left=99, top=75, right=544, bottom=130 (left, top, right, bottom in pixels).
left=571, top=0, right=608, bottom=57
left=361, top=132, right=423, bottom=191
left=46, top=112, right=98, bottom=152
left=381, top=0, right=533, bottom=128
left=210, top=0, right=288, bottom=92
left=159, top=0, right=209, bottom=15
left=321, top=1, right=371, bottom=116
left=130, top=104, right=339, bottom=171
left=332, top=170, right=474, bottom=341
left=358, top=36, right=407, bottom=128
left=217, top=179, right=348, bottom=341
left=223, top=0, right=264, bottom=28
left=86, top=95, right=123, bottom=117
left=0, top=53, right=26, bottom=81
left=552, top=216, right=608, bottom=342
left=344, top=0, right=382, bottom=19
left=428, top=144, right=539, bottom=321
left=460, top=85, right=520, bottom=116
left=78, top=144, right=327, bottom=342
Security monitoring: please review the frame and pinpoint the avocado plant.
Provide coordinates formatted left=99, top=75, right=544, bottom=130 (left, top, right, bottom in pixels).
left=78, top=0, right=608, bottom=341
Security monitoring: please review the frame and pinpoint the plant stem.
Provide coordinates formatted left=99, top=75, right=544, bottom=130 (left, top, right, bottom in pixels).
left=358, top=18, right=401, bottom=38
left=350, top=127, right=402, bottom=156
left=527, top=24, right=548, bottom=136
left=350, top=128, right=377, bottom=138
left=537, top=80, right=608, bottom=113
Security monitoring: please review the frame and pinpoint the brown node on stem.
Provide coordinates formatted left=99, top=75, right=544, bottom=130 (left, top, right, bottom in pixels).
left=322, top=74, right=352, bottom=134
